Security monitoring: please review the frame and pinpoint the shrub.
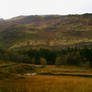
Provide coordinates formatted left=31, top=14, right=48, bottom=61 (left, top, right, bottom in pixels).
left=9, top=64, right=36, bottom=73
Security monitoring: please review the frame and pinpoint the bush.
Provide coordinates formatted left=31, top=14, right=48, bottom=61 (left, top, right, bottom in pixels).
left=8, top=64, right=36, bottom=73
left=0, top=71, right=18, bottom=80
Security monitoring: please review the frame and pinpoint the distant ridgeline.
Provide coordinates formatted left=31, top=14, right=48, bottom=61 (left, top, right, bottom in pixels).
left=0, top=13, right=92, bottom=49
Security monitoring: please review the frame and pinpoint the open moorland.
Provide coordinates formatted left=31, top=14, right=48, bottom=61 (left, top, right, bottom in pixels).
left=0, top=14, right=92, bottom=49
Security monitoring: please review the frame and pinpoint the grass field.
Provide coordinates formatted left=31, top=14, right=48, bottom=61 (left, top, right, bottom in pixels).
left=0, top=75, right=92, bottom=92
left=0, top=64, right=92, bottom=92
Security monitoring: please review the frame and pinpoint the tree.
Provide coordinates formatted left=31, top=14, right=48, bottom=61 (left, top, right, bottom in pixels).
left=55, top=57, right=62, bottom=66
left=40, top=57, right=47, bottom=65
left=31, top=58, right=35, bottom=64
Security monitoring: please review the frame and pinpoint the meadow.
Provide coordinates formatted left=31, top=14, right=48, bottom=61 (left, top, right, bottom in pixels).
left=0, top=64, right=92, bottom=92
left=0, top=75, right=92, bottom=92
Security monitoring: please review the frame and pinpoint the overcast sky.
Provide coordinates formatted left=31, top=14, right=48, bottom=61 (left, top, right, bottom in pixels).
left=0, top=0, right=92, bottom=19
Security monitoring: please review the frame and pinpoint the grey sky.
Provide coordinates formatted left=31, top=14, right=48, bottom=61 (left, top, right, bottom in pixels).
left=0, top=0, right=92, bottom=19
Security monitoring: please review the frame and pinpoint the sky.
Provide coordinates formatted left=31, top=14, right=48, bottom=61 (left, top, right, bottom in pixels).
left=0, top=0, right=92, bottom=19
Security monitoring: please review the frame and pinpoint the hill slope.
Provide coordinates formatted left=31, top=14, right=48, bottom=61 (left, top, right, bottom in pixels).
left=0, top=13, right=92, bottom=49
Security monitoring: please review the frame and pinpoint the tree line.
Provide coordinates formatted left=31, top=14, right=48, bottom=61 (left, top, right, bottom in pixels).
left=0, top=47, right=92, bottom=67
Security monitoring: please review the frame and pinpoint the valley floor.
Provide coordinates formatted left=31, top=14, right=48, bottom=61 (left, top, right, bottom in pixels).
left=0, top=64, right=92, bottom=92
left=0, top=75, right=92, bottom=92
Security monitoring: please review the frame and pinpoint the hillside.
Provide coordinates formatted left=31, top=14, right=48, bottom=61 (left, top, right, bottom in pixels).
left=0, top=13, right=92, bottom=49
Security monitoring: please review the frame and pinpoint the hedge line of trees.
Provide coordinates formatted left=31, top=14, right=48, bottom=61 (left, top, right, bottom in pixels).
left=0, top=47, right=92, bottom=67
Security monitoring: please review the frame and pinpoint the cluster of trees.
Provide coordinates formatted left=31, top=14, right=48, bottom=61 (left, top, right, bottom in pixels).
left=0, top=47, right=92, bottom=67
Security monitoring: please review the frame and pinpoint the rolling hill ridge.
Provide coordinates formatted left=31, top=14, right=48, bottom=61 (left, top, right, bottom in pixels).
left=0, top=13, right=92, bottom=49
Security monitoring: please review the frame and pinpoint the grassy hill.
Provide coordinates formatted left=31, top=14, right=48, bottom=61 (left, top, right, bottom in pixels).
left=0, top=13, right=92, bottom=49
